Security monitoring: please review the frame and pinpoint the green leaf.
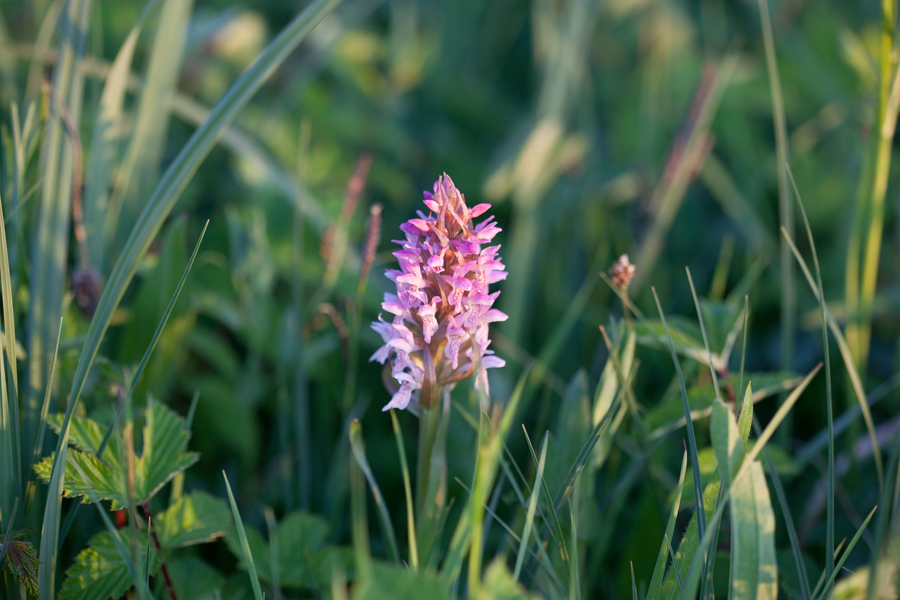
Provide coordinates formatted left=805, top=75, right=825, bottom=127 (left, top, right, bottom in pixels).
left=352, top=562, right=451, bottom=600
left=711, top=400, right=745, bottom=489
left=730, top=462, right=777, bottom=600
left=36, top=398, right=198, bottom=508
left=59, top=530, right=160, bottom=600
left=157, top=491, right=231, bottom=548
left=478, top=559, right=540, bottom=600
left=224, top=508, right=351, bottom=590
left=156, top=555, right=224, bottom=600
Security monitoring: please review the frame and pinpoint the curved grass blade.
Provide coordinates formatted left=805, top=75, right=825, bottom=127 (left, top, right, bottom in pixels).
left=349, top=419, right=401, bottom=564
left=652, top=288, right=706, bottom=544
left=686, top=268, right=723, bottom=402
left=41, top=0, right=341, bottom=588
left=514, top=432, right=547, bottom=583
left=785, top=165, right=851, bottom=595
left=223, top=471, right=263, bottom=600
left=813, top=506, right=877, bottom=600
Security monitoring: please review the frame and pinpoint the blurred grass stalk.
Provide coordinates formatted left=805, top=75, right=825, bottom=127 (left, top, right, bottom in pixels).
left=845, top=0, right=898, bottom=378
left=757, top=0, right=795, bottom=448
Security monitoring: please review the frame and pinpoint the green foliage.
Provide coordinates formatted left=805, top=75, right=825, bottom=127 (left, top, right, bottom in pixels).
left=35, top=398, right=198, bottom=508
left=59, top=530, right=159, bottom=600
left=156, top=492, right=232, bottom=548
left=351, top=562, right=450, bottom=600
left=224, top=508, right=352, bottom=591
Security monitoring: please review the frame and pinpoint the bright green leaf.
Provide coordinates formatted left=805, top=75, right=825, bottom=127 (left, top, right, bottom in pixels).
left=157, top=491, right=231, bottom=549
left=730, top=462, right=777, bottom=600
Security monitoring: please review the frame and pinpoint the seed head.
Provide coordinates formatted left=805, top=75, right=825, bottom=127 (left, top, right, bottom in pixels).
left=609, top=254, right=636, bottom=288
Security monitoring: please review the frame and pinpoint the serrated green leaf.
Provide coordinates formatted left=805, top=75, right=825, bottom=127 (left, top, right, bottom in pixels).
left=711, top=400, right=745, bottom=488
left=730, top=462, right=777, bottom=600
left=37, top=398, right=198, bottom=508
left=224, top=508, right=350, bottom=590
left=352, top=561, right=451, bottom=600
left=134, top=398, right=199, bottom=500
left=157, top=491, right=231, bottom=548
left=59, top=530, right=160, bottom=600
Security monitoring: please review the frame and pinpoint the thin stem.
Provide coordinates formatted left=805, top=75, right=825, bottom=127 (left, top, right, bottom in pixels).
left=142, top=502, right=178, bottom=600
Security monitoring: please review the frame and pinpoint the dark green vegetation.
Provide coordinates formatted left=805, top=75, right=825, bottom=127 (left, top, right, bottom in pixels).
left=0, top=0, right=899, bottom=598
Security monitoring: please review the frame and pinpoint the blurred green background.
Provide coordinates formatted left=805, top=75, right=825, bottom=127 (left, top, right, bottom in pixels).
left=2, top=0, right=899, bottom=597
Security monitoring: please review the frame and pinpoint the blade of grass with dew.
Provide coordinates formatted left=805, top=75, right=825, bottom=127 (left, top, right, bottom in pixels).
left=646, top=451, right=687, bottom=600
left=389, top=409, right=418, bottom=570
left=69, top=460, right=154, bottom=600
left=757, top=0, right=795, bottom=450
left=223, top=471, right=263, bottom=600
left=349, top=419, right=401, bottom=564
left=652, top=288, right=706, bottom=545
left=814, top=506, right=878, bottom=600
left=41, top=0, right=341, bottom=584
left=784, top=166, right=843, bottom=593
left=514, top=432, right=548, bottom=583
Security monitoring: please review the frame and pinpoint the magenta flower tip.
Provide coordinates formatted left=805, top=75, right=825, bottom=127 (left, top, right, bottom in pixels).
left=369, top=174, right=507, bottom=410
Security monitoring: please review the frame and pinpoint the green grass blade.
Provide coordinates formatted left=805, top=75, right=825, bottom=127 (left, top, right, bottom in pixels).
left=686, top=268, right=723, bottom=402
left=652, top=287, right=706, bottom=544
left=783, top=227, right=883, bottom=470
left=223, top=471, right=263, bottom=600
left=666, top=535, right=685, bottom=595
left=122, top=221, right=207, bottom=407
left=632, top=562, right=639, bottom=600
left=0, top=497, right=18, bottom=567
left=814, top=506, right=877, bottom=600
left=389, top=409, right=418, bottom=569
left=646, top=451, right=687, bottom=600
left=514, top=432, right=547, bottom=583
left=103, top=0, right=194, bottom=269
left=349, top=419, right=401, bottom=564
left=264, top=507, right=282, bottom=600
left=757, top=0, right=795, bottom=450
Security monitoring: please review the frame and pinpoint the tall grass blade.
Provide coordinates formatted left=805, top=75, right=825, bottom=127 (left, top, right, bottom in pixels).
left=349, top=419, right=401, bottom=564
left=757, top=0, right=795, bottom=446
left=103, top=0, right=194, bottom=269
left=514, top=432, right=547, bottom=582
left=781, top=227, right=881, bottom=481
left=223, top=471, right=263, bottom=600
left=652, top=288, right=706, bottom=543
left=389, top=409, right=418, bottom=569
left=646, top=451, right=687, bottom=600
left=784, top=166, right=848, bottom=593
